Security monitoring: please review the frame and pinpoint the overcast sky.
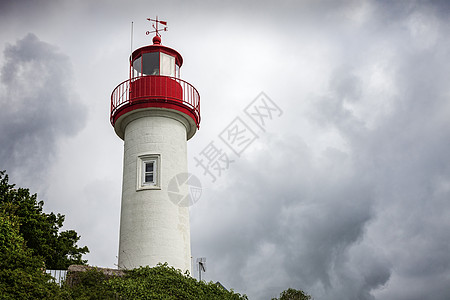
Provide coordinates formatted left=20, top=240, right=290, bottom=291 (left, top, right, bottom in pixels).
left=1, top=1, right=450, bottom=299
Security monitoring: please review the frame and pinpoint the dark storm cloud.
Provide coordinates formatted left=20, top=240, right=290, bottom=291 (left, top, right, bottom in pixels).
left=307, top=4, right=450, bottom=299
left=191, top=1, right=450, bottom=300
left=0, top=33, right=86, bottom=182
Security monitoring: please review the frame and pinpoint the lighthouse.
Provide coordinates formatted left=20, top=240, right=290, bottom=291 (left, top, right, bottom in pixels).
left=110, top=19, right=200, bottom=271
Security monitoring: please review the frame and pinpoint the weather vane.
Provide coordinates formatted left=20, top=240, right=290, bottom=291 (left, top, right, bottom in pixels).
left=146, top=16, right=168, bottom=37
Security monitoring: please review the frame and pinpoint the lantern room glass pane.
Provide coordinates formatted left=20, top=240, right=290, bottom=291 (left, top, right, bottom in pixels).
left=160, top=52, right=175, bottom=77
left=133, top=56, right=142, bottom=77
left=176, top=64, right=180, bottom=78
left=142, top=52, right=159, bottom=75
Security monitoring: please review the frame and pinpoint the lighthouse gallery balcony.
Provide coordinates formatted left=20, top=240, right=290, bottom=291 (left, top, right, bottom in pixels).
left=110, top=75, right=200, bottom=129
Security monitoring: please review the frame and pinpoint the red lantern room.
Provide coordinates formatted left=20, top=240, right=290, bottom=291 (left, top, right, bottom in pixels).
left=111, top=30, right=200, bottom=140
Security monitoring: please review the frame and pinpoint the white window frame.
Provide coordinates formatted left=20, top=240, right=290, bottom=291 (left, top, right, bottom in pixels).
left=137, top=154, right=161, bottom=190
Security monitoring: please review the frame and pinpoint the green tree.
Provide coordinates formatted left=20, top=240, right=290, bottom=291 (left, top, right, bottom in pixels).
left=0, top=214, right=61, bottom=299
left=272, top=288, right=312, bottom=300
left=0, top=170, right=89, bottom=269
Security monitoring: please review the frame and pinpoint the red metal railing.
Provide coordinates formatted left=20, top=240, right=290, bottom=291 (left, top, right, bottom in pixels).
left=111, top=76, right=200, bottom=128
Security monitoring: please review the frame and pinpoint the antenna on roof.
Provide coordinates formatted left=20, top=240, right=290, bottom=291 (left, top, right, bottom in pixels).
left=146, top=16, right=168, bottom=37
left=131, top=21, right=134, bottom=53
left=196, top=257, right=206, bottom=281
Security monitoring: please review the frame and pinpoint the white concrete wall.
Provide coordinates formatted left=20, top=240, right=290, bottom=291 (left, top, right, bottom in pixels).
left=117, top=113, right=191, bottom=272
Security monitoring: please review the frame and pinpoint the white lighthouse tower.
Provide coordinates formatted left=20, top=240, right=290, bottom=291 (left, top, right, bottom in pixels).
left=110, top=18, right=200, bottom=271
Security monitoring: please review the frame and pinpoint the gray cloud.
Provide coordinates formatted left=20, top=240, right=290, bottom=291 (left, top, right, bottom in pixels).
left=0, top=33, right=87, bottom=184
left=306, top=4, right=450, bottom=299
left=192, top=132, right=385, bottom=300
left=190, top=1, right=450, bottom=300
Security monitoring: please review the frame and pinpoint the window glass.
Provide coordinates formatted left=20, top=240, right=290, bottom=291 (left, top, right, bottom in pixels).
left=145, top=163, right=153, bottom=172
left=160, top=52, right=175, bottom=77
left=143, top=160, right=155, bottom=185
left=145, top=173, right=154, bottom=183
left=142, top=52, right=159, bottom=75
left=133, top=56, right=142, bottom=77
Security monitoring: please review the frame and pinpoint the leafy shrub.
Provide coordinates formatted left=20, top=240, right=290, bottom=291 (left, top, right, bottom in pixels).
left=107, top=263, right=248, bottom=300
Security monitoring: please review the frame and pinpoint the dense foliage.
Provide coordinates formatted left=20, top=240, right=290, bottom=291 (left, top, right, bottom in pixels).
left=0, top=170, right=89, bottom=269
left=108, top=263, right=247, bottom=299
left=62, top=267, right=117, bottom=299
left=0, top=214, right=61, bottom=299
left=61, top=263, right=247, bottom=299
left=272, top=287, right=313, bottom=300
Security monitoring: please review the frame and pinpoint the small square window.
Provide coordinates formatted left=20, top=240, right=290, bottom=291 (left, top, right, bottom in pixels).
left=137, top=154, right=161, bottom=190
